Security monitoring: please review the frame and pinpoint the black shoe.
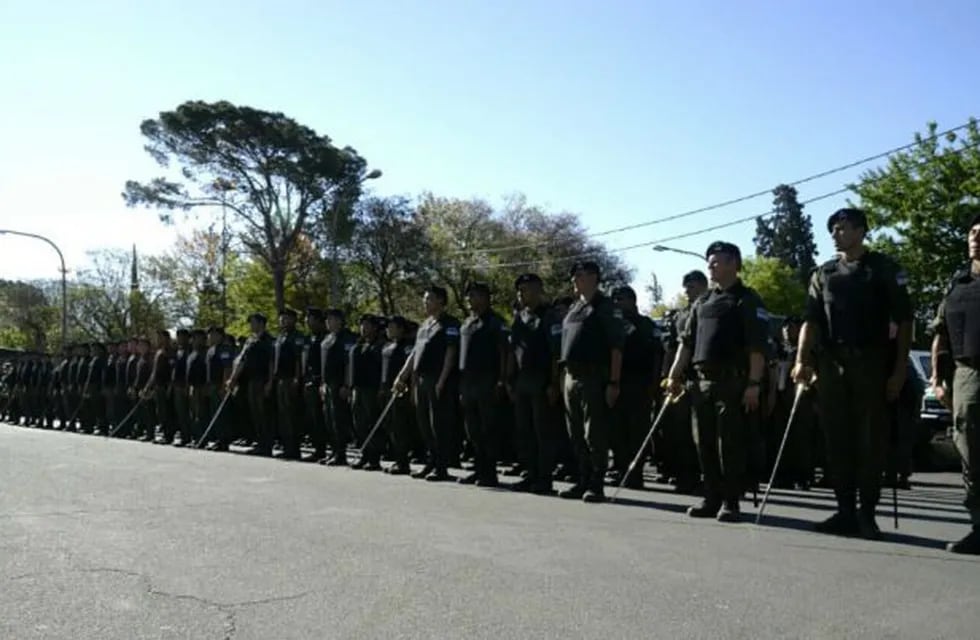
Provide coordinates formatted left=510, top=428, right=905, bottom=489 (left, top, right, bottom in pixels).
left=475, top=476, right=499, bottom=488
left=558, top=484, right=586, bottom=500
left=716, top=503, right=741, bottom=523
left=457, top=472, right=479, bottom=485
left=946, top=529, right=980, bottom=555
left=411, top=465, right=434, bottom=479
left=504, top=465, right=524, bottom=477
left=425, top=471, right=451, bottom=482
left=509, top=478, right=534, bottom=493
left=531, top=481, right=554, bottom=495
left=582, top=488, right=605, bottom=503
left=361, top=460, right=383, bottom=471
left=814, top=511, right=859, bottom=536
left=386, top=463, right=410, bottom=476
left=856, top=510, right=883, bottom=541
left=350, top=459, right=367, bottom=470
left=322, top=455, right=348, bottom=467
left=623, top=475, right=644, bottom=490
left=687, top=500, right=722, bottom=518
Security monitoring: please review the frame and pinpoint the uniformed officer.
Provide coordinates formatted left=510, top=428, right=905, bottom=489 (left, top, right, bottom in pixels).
left=929, top=212, right=980, bottom=554
left=171, top=329, right=192, bottom=446
left=507, top=273, right=562, bottom=494
left=392, top=286, right=461, bottom=482
left=185, top=329, right=209, bottom=446
left=133, top=338, right=155, bottom=441
left=793, top=208, right=913, bottom=540
left=274, top=308, right=306, bottom=460
left=380, top=315, right=415, bottom=475
left=319, top=309, right=358, bottom=466
left=458, top=282, right=508, bottom=487
left=302, top=307, right=329, bottom=462
left=82, top=342, right=107, bottom=434
left=559, top=260, right=626, bottom=503
left=146, top=330, right=176, bottom=444
left=102, top=342, right=118, bottom=432
left=611, top=285, right=664, bottom=489
left=204, top=326, right=235, bottom=451
left=228, top=313, right=275, bottom=456
left=348, top=314, right=386, bottom=470
left=666, top=241, right=769, bottom=522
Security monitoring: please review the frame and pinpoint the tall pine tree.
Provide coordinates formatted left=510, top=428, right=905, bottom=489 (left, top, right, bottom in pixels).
left=753, top=184, right=818, bottom=284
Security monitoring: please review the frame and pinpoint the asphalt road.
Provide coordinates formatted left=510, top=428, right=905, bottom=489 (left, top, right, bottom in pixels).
left=1, top=423, right=978, bottom=640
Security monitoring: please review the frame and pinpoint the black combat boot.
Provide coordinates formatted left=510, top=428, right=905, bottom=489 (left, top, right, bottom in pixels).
left=687, top=497, right=722, bottom=518
left=815, top=492, right=859, bottom=535
left=947, top=528, right=980, bottom=555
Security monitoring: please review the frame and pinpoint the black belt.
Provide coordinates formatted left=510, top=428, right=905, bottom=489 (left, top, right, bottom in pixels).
left=693, top=364, right=743, bottom=380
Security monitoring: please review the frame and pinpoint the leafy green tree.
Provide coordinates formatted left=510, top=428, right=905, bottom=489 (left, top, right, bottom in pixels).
left=740, top=256, right=806, bottom=316
left=753, top=184, right=818, bottom=284
left=851, top=119, right=980, bottom=326
left=0, top=280, right=57, bottom=350
left=123, top=100, right=370, bottom=311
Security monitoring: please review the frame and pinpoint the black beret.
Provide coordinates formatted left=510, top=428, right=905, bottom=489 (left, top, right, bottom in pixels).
left=569, top=260, right=601, bottom=278
left=826, top=208, right=868, bottom=233
left=247, top=312, right=267, bottom=324
left=514, top=273, right=543, bottom=289
left=176, top=328, right=190, bottom=336
left=968, top=212, right=980, bottom=230
left=611, top=285, right=637, bottom=301
left=278, top=308, right=297, bottom=319
left=191, top=328, right=207, bottom=337
left=305, top=307, right=325, bottom=321
left=387, top=315, right=409, bottom=329
left=465, top=281, right=491, bottom=296
left=325, top=308, right=345, bottom=320
left=359, top=314, right=381, bottom=326
left=705, top=241, right=742, bottom=264
left=682, top=270, right=708, bottom=286
left=206, top=326, right=225, bottom=334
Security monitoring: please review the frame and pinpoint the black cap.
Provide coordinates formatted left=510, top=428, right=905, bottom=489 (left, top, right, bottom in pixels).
left=465, top=281, right=491, bottom=296
left=359, top=314, right=381, bottom=326
left=682, top=270, right=708, bottom=286
left=305, top=307, right=325, bottom=321
left=782, top=315, right=803, bottom=326
left=176, top=328, right=190, bottom=336
left=826, top=208, right=868, bottom=233
left=387, top=315, right=409, bottom=329
left=611, top=285, right=637, bottom=301
left=968, top=212, right=980, bottom=230
left=705, top=241, right=742, bottom=267
left=191, top=328, right=207, bottom=338
left=514, top=273, right=543, bottom=289
left=325, top=308, right=345, bottom=321
left=279, top=308, right=297, bottom=319
left=569, top=260, right=601, bottom=278
left=247, top=312, right=267, bottom=324
left=206, top=325, right=224, bottom=335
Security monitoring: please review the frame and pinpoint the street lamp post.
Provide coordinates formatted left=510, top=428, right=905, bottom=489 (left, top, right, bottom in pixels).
left=329, top=168, right=382, bottom=305
left=652, top=244, right=704, bottom=260
left=0, top=229, right=68, bottom=351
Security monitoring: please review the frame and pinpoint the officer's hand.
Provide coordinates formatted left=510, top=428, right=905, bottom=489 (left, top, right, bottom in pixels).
left=392, top=379, right=407, bottom=396
left=791, top=362, right=813, bottom=385
left=340, top=386, right=350, bottom=401
left=742, top=384, right=760, bottom=412
left=885, top=369, right=906, bottom=402
left=932, top=380, right=952, bottom=410
left=605, top=383, right=619, bottom=408
left=665, top=377, right=684, bottom=398
left=319, top=383, right=327, bottom=399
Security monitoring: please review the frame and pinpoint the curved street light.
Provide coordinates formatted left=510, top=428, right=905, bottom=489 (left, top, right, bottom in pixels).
left=329, top=168, right=383, bottom=304
left=652, top=244, right=704, bottom=260
left=0, top=229, right=68, bottom=351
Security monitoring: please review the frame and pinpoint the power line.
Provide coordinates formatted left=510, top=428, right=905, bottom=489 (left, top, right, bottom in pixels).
left=472, top=138, right=980, bottom=271
left=452, top=119, right=977, bottom=257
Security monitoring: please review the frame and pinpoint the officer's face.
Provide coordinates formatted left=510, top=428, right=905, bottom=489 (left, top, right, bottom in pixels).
left=360, top=321, right=377, bottom=339
left=831, top=221, right=863, bottom=252
left=517, top=282, right=542, bottom=308
left=249, top=319, right=264, bottom=334
left=707, top=253, right=737, bottom=283
left=387, top=324, right=404, bottom=341
left=612, top=295, right=634, bottom=313
left=969, top=224, right=980, bottom=260
left=571, top=270, right=596, bottom=296
left=554, top=303, right=570, bottom=319
left=326, top=316, right=343, bottom=333
left=683, top=281, right=706, bottom=303
left=280, top=315, right=295, bottom=332
left=782, top=324, right=800, bottom=345
left=208, top=332, right=221, bottom=347
left=467, top=292, right=488, bottom=313
left=306, top=317, right=325, bottom=334
left=423, top=292, right=443, bottom=316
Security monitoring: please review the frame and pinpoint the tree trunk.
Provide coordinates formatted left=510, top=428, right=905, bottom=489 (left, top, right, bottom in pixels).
left=272, top=261, right=286, bottom=314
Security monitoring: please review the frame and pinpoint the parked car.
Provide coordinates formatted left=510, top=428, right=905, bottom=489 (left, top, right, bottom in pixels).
left=908, top=349, right=959, bottom=470
left=908, top=349, right=952, bottom=431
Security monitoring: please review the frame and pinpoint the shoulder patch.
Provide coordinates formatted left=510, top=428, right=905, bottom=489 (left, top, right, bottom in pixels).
left=550, top=324, right=562, bottom=336
left=756, top=308, right=770, bottom=322
left=896, top=271, right=909, bottom=287
left=446, top=326, right=460, bottom=337
left=612, top=308, right=624, bottom=319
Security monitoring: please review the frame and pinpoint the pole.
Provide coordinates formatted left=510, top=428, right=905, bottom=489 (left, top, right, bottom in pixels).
left=652, top=245, right=704, bottom=260
left=329, top=169, right=382, bottom=306
left=0, top=229, right=68, bottom=351
left=756, top=383, right=807, bottom=525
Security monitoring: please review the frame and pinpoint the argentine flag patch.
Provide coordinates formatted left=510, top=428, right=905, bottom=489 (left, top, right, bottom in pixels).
left=756, top=308, right=770, bottom=322
left=446, top=327, right=460, bottom=337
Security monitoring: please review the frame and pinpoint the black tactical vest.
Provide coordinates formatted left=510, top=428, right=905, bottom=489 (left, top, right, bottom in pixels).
left=692, top=288, right=746, bottom=365
left=944, top=272, right=980, bottom=360
left=820, top=256, right=890, bottom=347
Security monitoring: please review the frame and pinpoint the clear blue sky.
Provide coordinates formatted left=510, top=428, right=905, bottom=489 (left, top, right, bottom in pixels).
left=1, top=0, right=978, bottom=308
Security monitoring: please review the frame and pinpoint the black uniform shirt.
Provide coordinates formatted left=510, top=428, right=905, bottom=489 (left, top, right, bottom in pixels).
left=103, top=355, right=117, bottom=388
left=349, top=338, right=384, bottom=389
left=510, top=304, right=562, bottom=377
left=412, top=313, right=461, bottom=376
left=933, top=267, right=980, bottom=362
left=621, top=310, right=663, bottom=384
left=172, top=348, right=188, bottom=385
left=187, top=348, right=207, bottom=386
left=681, top=279, right=768, bottom=367
left=805, top=250, right=913, bottom=348
left=135, top=356, right=153, bottom=388
left=152, top=349, right=173, bottom=388
left=559, top=291, right=627, bottom=366
left=460, top=310, right=506, bottom=376
left=302, top=332, right=326, bottom=382
left=243, top=333, right=274, bottom=383
left=381, top=339, right=413, bottom=387
left=320, top=328, right=357, bottom=385
left=206, top=344, right=235, bottom=385
left=86, top=356, right=105, bottom=390
left=274, top=330, right=307, bottom=379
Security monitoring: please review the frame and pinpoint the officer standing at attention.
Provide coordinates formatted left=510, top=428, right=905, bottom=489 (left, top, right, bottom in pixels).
left=273, top=309, right=306, bottom=460
left=204, top=327, right=234, bottom=451
left=347, top=314, right=386, bottom=471
left=666, top=242, right=768, bottom=522
left=302, top=308, right=329, bottom=463
left=507, top=273, right=562, bottom=495
left=458, top=282, right=508, bottom=487
left=380, top=316, right=415, bottom=475
left=185, top=329, right=208, bottom=446
left=559, top=260, right=626, bottom=504
left=793, top=208, right=912, bottom=540
left=929, top=212, right=980, bottom=554
left=393, top=286, right=461, bottom=482
left=319, top=309, right=358, bottom=466
left=229, top=313, right=275, bottom=457
left=171, top=329, right=192, bottom=446
left=610, top=285, right=664, bottom=489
